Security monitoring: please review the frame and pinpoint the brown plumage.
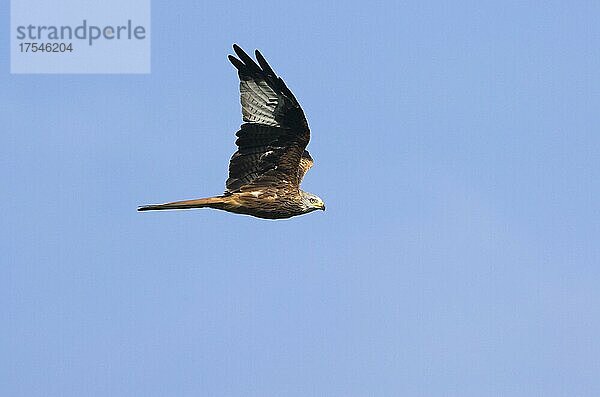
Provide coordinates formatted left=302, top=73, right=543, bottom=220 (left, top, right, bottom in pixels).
left=138, top=44, right=325, bottom=219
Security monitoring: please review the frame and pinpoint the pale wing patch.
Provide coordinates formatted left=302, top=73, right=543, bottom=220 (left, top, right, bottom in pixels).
left=240, top=80, right=280, bottom=126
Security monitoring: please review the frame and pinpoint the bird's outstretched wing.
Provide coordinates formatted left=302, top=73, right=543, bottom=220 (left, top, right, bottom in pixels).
left=298, top=150, right=313, bottom=183
left=226, top=44, right=311, bottom=192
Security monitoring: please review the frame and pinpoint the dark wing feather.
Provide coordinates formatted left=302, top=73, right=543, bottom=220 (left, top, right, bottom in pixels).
left=225, top=44, right=310, bottom=192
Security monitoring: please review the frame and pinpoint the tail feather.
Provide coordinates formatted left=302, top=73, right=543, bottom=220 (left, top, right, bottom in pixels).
left=137, top=196, right=225, bottom=212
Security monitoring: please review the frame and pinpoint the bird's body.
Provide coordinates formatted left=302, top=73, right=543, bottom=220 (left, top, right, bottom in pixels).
left=138, top=188, right=321, bottom=219
left=138, top=45, right=325, bottom=219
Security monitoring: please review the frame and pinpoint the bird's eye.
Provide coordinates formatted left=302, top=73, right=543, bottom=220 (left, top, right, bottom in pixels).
left=309, top=198, right=317, bottom=203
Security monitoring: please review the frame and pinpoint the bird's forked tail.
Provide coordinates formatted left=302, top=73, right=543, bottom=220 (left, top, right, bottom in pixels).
left=137, top=196, right=226, bottom=211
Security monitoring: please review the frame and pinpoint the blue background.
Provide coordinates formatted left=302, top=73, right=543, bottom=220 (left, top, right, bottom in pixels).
left=11, top=0, right=150, bottom=73
left=2, top=1, right=599, bottom=396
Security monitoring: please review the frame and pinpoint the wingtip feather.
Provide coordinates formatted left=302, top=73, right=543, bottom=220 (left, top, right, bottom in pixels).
left=228, top=54, right=244, bottom=70
left=232, top=44, right=261, bottom=72
left=255, top=49, right=276, bottom=76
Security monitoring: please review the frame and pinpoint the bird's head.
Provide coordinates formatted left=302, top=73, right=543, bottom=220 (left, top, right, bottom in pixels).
left=300, top=191, right=326, bottom=212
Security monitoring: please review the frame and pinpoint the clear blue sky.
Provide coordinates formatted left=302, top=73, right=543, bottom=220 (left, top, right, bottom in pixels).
left=2, top=1, right=600, bottom=396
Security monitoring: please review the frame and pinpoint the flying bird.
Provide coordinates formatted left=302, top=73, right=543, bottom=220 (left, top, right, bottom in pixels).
left=138, top=44, right=325, bottom=219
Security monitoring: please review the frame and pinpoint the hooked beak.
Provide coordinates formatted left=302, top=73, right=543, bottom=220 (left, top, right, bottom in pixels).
left=321, top=203, right=326, bottom=211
